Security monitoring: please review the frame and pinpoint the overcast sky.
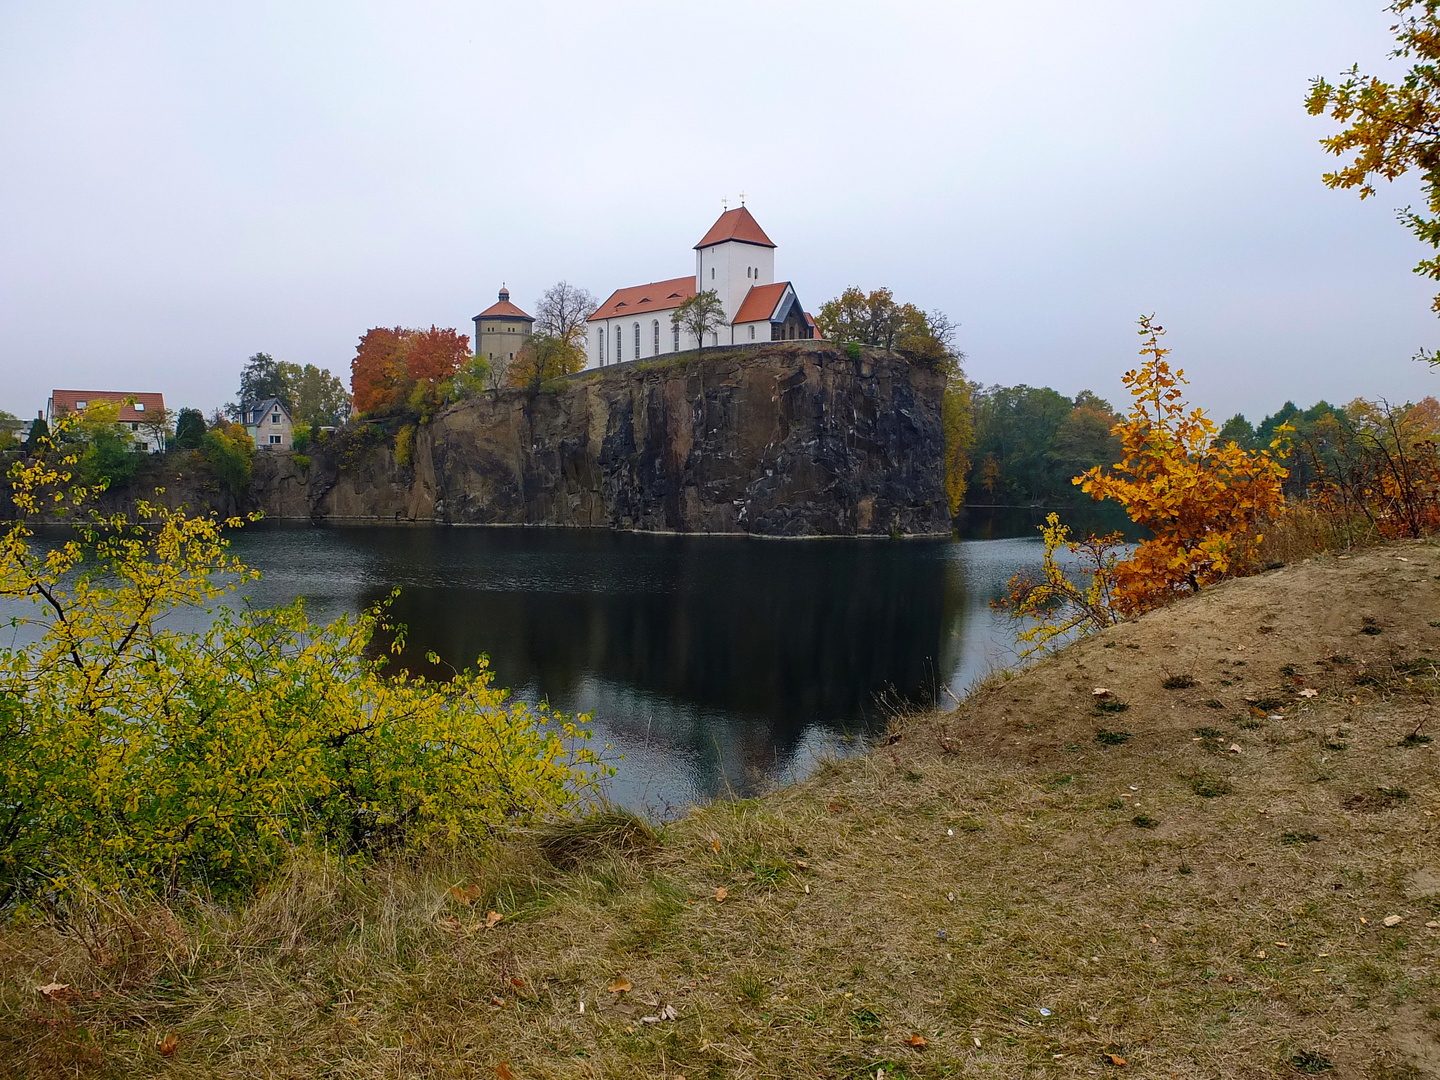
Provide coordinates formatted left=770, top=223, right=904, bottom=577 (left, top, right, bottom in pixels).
left=2, top=1, right=1437, bottom=421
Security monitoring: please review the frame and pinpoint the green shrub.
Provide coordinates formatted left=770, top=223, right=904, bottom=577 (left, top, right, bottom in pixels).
left=845, top=341, right=863, bottom=361
left=292, top=453, right=311, bottom=470
left=200, top=422, right=254, bottom=496
left=0, top=438, right=605, bottom=901
left=395, top=423, right=416, bottom=468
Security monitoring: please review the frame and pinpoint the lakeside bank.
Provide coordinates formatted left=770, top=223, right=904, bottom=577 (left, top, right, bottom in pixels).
left=6, top=540, right=1437, bottom=1077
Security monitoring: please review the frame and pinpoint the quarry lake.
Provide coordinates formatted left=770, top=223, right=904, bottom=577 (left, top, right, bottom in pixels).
left=2, top=507, right=1127, bottom=813
left=215, top=509, right=1121, bottom=813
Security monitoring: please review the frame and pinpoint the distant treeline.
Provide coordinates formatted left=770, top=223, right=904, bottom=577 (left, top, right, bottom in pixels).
left=964, top=385, right=1122, bottom=505
left=961, top=387, right=1440, bottom=506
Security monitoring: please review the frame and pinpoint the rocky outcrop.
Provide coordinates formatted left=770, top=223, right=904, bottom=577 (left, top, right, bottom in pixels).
left=251, top=344, right=950, bottom=537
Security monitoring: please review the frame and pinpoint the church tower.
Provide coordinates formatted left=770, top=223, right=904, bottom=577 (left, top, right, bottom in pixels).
left=693, top=206, right=776, bottom=325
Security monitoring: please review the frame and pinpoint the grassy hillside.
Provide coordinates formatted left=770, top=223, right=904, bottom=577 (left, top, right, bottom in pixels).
left=5, top=542, right=1439, bottom=1078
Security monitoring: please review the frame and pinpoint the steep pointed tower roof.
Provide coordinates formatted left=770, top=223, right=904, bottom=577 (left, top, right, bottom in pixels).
left=693, top=206, right=776, bottom=250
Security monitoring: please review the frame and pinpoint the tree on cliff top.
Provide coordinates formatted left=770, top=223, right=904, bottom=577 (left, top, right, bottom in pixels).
left=672, top=290, right=727, bottom=352
left=351, top=326, right=471, bottom=418
left=506, top=334, right=585, bottom=392
left=231, top=354, right=350, bottom=426
left=173, top=408, right=206, bottom=449
left=815, top=286, right=957, bottom=359
left=535, top=282, right=597, bottom=351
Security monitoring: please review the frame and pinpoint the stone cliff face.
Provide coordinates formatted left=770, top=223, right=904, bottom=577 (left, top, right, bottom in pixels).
left=252, top=344, right=949, bottom=537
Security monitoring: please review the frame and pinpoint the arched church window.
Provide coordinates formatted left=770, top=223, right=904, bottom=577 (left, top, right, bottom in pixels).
left=599, top=327, right=605, bottom=364
left=710, top=267, right=714, bottom=280
left=652, top=320, right=659, bottom=354
left=633, top=322, right=640, bottom=360
left=673, top=324, right=680, bottom=351
left=749, top=325, right=755, bottom=340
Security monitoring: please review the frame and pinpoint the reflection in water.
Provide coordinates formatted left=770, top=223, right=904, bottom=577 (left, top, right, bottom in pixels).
left=215, top=525, right=1046, bottom=812
left=0, top=521, right=1061, bottom=813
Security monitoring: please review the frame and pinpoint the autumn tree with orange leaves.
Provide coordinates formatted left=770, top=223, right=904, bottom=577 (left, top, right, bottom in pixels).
left=350, top=326, right=472, bottom=418
left=1000, top=316, right=1291, bottom=649
left=1075, top=317, right=1291, bottom=616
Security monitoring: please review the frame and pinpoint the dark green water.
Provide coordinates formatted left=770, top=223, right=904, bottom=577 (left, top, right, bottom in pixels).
left=3, top=505, right=1130, bottom=813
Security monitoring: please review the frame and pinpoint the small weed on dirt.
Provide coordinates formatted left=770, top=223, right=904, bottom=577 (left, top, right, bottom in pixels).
left=1190, top=773, right=1233, bottom=798
left=1163, top=674, right=1197, bottom=689
left=1096, top=729, right=1133, bottom=746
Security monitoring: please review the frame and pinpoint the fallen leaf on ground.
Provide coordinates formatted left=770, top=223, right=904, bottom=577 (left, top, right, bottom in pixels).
left=35, top=983, right=69, bottom=998
left=1092, top=687, right=1111, bottom=696
left=1383, top=914, right=1403, bottom=927
left=510, top=977, right=525, bottom=988
left=714, top=886, right=728, bottom=902
left=1298, top=688, right=1318, bottom=699
left=156, top=1033, right=179, bottom=1056
left=489, top=995, right=505, bottom=1007
left=485, top=910, right=503, bottom=929
left=1105, top=1052, right=1127, bottom=1066
left=1425, top=921, right=1439, bottom=929
left=711, top=837, right=720, bottom=853
left=437, top=917, right=462, bottom=933
left=607, top=978, right=633, bottom=994
left=905, top=1033, right=927, bottom=1047
left=1228, top=743, right=1242, bottom=753
left=496, top=1064, right=516, bottom=1080
left=449, top=883, right=481, bottom=905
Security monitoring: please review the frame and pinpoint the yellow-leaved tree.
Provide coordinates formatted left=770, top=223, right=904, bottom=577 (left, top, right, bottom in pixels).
left=1075, top=317, right=1290, bottom=616
left=0, top=422, right=605, bottom=902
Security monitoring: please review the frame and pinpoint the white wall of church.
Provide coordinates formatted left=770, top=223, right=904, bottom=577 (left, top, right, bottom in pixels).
left=695, top=242, right=774, bottom=324
left=587, top=312, right=702, bottom=369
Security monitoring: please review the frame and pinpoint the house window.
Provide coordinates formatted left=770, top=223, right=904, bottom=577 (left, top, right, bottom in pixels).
left=710, top=267, right=714, bottom=280
left=673, top=324, right=680, bottom=351
left=749, top=325, right=755, bottom=340
left=134, top=402, right=145, bottom=412
left=652, top=320, right=659, bottom=354
left=269, top=434, right=282, bottom=444
left=599, top=327, right=605, bottom=364
left=272, top=411, right=280, bottom=422
left=75, top=400, right=87, bottom=410
left=633, top=322, right=640, bottom=359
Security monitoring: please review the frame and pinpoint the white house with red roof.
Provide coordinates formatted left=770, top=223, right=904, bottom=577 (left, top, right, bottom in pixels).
left=47, top=389, right=168, bottom=453
left=586, top=206, right=813, bottom=369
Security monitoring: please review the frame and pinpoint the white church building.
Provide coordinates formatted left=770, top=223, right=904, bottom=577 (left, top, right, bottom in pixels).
left=586, top=206, right=815, bottom=369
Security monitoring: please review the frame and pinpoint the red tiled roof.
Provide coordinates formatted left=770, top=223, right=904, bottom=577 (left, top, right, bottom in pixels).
left=588, top=276, right=696, bottom=321
left=693, top=206, right=776, bottom=250
left=732, top=282, right=791, bottom=324
left=475, top=299, right=533, bottom=320
left=51, top=390, right=165, bottom=424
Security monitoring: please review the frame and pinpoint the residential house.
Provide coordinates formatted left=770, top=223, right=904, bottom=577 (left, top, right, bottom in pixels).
left=241, top=397, right=294, bottom=450
left=47, top=390, right=168, bottom=453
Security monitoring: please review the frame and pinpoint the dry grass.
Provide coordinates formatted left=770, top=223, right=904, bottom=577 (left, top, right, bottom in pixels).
left=1257, top=502, right=1382, bottom=566
left=3, top=542, right=1440, bottom=1078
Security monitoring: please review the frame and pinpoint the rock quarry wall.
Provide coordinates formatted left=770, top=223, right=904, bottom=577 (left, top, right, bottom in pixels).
left=251, top=344, right=950, bottom=537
